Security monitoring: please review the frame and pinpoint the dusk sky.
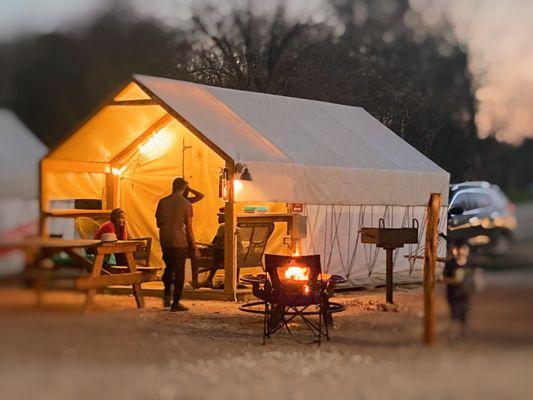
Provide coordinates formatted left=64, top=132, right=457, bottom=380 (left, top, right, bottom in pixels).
left=1, top=0, right=532, bottom=144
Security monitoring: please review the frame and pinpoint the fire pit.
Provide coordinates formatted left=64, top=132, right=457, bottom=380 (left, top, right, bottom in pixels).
left=240, top=253, right=346, bottom=344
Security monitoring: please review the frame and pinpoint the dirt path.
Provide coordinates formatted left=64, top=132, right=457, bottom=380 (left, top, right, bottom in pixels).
left=1, top=266, right=532, bottom=400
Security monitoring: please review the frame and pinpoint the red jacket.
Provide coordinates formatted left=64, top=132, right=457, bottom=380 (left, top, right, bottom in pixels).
left=94, top=221, right=127, bottom=240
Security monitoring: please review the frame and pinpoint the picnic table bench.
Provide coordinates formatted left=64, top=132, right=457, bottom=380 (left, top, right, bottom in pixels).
left=1, top=237, right=159, bottom=310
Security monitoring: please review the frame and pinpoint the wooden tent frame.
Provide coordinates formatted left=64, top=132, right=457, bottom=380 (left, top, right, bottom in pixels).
left=39, top=77, right=239, bottom=296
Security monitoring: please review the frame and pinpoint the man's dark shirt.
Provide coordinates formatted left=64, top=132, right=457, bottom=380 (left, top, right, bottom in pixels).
left=155, top=192, right=192, bottom=249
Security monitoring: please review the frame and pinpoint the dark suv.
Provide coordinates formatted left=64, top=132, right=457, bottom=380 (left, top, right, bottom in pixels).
left=448, top=181, right=517, bottom=254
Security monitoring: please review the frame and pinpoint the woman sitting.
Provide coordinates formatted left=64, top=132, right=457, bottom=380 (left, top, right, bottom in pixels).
left=94, top=208, right=128, bottom=266
left=94, top=208, right=128, bottom=241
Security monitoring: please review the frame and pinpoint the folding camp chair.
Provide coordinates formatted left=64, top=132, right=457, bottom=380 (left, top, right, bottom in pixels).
left=193, top=222, right=274, bottom=284
left=262, top=254, right=329, bottom=345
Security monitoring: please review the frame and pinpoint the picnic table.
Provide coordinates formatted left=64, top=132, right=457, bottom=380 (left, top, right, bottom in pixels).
left=0, top=237, right=158, bottom=309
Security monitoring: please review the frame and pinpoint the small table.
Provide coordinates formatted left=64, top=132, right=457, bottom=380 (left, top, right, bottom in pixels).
left=0, top=238, right=156, bottom=309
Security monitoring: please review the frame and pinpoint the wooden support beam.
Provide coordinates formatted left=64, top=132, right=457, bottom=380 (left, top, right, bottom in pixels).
left=109, top=99, right=157, bottom=106
left=105, top=172, right=119, bottom=209
left=39, top=159, right=48, bottom=237
left=41, top=159, right=110, bottom=174
left=110, top=113, right=173, bottom=165
left=43, top=210, right=113, bottom=218
left=423, top=193, right=442, bottom=345
left=224, top=162, right=236, bottom=296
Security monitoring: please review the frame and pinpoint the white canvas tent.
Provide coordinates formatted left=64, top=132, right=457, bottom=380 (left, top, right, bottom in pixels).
left=40, top=75, right=449, bottom=292
left=0, top=109, right=47, bottom=274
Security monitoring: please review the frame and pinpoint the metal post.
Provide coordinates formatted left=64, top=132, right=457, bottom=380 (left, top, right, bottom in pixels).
left=181, top=138, right=192, bottom=179
left=385, top=247, right=394, bottom=303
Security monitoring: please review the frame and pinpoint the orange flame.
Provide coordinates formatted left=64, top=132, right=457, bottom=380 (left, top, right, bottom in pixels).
left=284, top=265, right=309, bottom=281
left=292, top=241, right=301, bottom=257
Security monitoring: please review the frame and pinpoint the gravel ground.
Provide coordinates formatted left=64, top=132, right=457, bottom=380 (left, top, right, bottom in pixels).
left=1, top=271, right=532, bottom=400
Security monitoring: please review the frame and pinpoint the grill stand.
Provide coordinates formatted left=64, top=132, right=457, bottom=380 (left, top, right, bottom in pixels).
left=360, top=218, right=419, bottom=304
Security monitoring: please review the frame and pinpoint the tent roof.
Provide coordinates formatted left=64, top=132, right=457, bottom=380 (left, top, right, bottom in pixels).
left=135, top=75, right=444, bottom=174
left=0, top=109, right=47, bottom=198
left=46, top=75, right=449, bottom=205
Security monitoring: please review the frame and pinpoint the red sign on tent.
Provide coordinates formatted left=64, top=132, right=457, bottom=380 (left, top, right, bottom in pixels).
left=291, top=203, right=304, bottom=213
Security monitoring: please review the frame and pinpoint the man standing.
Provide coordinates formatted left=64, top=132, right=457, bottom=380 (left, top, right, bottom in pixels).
left=156, top=178, right=197, bottom=312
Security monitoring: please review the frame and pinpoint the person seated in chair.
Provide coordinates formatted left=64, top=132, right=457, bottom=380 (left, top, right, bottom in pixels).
left=199, top=207, right=226, bottom=287
left=93, top=208, right=128, bottom=265
left=94, top=208, right=128, bottom=241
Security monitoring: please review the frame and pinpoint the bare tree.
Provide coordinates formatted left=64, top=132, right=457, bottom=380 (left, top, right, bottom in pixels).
left=188, top=4, right=328, bottom=93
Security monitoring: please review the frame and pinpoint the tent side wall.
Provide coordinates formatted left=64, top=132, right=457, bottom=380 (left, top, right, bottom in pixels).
left=299, top=204, right=448, bottom=286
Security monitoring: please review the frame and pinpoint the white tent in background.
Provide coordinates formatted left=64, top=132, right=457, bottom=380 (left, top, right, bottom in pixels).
left=0, top=109, right=47, bottom=274
left=40, top=75, right=449, bottom=291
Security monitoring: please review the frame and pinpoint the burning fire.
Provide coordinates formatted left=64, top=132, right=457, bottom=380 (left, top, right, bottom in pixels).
left=284, top=265, right=309, bottom=281
left=283, top=241, right=311, bottom=293
left=292, top=241, right=301, bottom=257
left=285, top=242, right=307, bottom=280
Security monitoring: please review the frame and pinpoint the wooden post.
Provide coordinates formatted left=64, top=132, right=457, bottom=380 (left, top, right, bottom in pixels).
left=38, top=159, right=48, bottom=237
left=224, top=162, right=236, bottom=296
left=423, top=193, right=441, bottom=345
left=105, top=172, right=119, bottom=209
left=385, top=247, right=394, bottom=303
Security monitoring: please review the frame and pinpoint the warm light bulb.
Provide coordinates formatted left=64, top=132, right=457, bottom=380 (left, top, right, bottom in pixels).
left=234, top=179, right=243, bottom=193
left=111, top=166, right=126, bottom=176
left=139, top=135, right=156, bottom=155
left=139, top=131, right=171, bottom=157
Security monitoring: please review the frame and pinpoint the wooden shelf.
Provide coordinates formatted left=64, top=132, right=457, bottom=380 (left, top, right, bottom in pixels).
left=237, top=212, right=295, bottom=221
left=237, top=213, right=295, bottom=235
left=44, top=209, right=113, bottom=218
